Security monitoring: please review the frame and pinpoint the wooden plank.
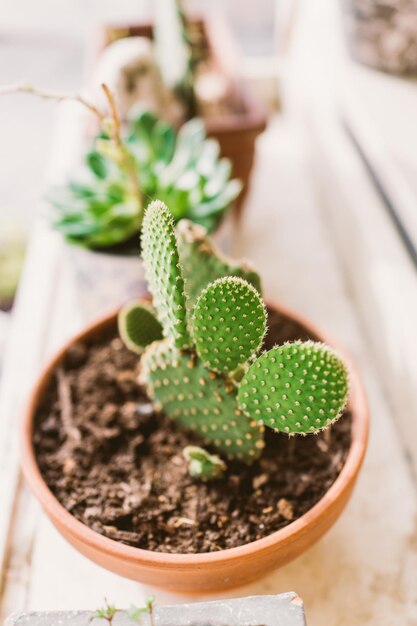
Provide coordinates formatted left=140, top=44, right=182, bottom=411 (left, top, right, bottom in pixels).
left=0, top=484, right=41, bottom=623
left=310, top=109, right=417, bottom=482
left=0, top=240, right=82, bottom=624
left=0, top=223, right=61, bottom=593
left=342, top=89, right=417, bottom=257
left=0, top=102, right=88, bottom=620
left=340, top=64, right=417, bottom=201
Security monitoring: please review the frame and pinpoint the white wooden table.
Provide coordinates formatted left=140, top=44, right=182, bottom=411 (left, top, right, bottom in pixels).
left=1, top=2, right=417, bottom=623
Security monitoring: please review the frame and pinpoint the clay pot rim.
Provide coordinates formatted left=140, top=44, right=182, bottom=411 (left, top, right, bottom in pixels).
left=20, top=300, right=369, bottom=569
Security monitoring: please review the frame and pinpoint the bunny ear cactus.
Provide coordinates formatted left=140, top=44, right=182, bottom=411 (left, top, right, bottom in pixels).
left=118, top=301, right=163, bottom=355
left=192, top=277, right=267, bottom=374
left=140, top=338, right=265, bottom=461
left=120, top=200, right=349, bottom=469
left=177, top=219, right=262, bottom=309
left=238, top=341, right=349, bottom=434
left=141, top=200, right=191, bottom=350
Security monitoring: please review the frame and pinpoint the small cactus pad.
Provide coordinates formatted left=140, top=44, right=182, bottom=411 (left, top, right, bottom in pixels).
left=177, top=220, right=262, bottom=310
left=238, top=341, right=349, bottom=435
left=183, top=446, right=227, bottom=481
left=118, top=300, right=163, bottom=354
left=141, top=201, right=191, bottom=350
left=141, top=339, right=265, bottom=461
left=192, top=277, right=267, bottom=374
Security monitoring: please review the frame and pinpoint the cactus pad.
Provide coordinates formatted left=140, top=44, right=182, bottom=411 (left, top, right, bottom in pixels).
left=183, top=446, right=226, bottom=481
left=141, top=339, right=265, bottom=461
left=118, top=300, right=163, bottom=354
left=141, top=201, right=191, bottom=350
left=238, top=341, right=349, bottom=434
left=177, top=220, right=262, bottom=309
left=192, top=277, right=267, bottom=374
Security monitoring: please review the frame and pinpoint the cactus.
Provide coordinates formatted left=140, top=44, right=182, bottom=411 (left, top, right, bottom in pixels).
left=183, top=446, right=226, bottom=481
left=192, top=277, right=266, bottom=374
left=177, top=219, right=261, bottom=309
left=238, top=341, right=349, bottom=434
left=141, top=201, right=191, bottom=351
left=118, top=301, right=163, bottom=355
left=140, top=339, right=265, bottom=462
left=120, top=201, right=349, bottom=469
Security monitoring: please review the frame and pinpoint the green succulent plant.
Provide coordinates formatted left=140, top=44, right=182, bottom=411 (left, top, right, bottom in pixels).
left=119, top=201, right=349, bottom=469
left=48, top=111, right=241, bottom=249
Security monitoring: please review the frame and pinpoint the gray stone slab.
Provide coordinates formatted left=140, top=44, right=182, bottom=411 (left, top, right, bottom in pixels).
left=5, top=594, right=306, bottom=626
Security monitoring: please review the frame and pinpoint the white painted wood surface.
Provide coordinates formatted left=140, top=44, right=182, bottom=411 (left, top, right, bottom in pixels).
left=288, top=0, right=417, bottom=481
left=1, top=2, right=417, bottom=624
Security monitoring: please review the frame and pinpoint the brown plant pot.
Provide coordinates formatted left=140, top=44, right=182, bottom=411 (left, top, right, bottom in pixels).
left=21, top=301, right=368, bottom=594
left=95, top=15, right=268, bottom=214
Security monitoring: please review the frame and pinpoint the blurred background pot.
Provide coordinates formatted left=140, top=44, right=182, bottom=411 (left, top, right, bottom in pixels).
left=67, top=243, right=146, bottom=322
left=341, top=0, right=417, bottom=75
left=94, top=15, right=267, bottom=213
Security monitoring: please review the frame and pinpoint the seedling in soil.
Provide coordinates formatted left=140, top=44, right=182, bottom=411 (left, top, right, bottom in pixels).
left=183, top=445, right=226, bottom=480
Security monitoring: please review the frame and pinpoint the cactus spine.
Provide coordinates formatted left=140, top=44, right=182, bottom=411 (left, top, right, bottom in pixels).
left=120, top=201, right=349, bottom=468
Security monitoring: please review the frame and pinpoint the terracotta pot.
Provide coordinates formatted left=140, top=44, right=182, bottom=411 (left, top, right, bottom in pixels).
left=21, top=301, right=369, bottom=594
left=94, top=15, right=268, bottom=214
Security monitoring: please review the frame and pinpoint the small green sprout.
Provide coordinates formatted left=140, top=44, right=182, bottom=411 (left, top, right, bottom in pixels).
left=91, top=597, right=155, bottom=625
left=91, top=600, right=118, bottom=623
left=129, top=597, right=155, bottom=626
left=183, top=446, right=227, bottom=481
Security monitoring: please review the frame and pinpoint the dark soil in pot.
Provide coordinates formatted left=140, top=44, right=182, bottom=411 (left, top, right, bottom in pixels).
left=33, top=309, right=352, bottom=554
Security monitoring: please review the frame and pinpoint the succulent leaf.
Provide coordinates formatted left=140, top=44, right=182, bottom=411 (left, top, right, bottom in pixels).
left=141, top=201, right=191, bottom=350
left=183, top=446, right=226, bottom=481
left=177, top=219, right=262, bottom=310
left=192, top=277, right=267, bottom=374
left=49, top=113, right=240, bottom=249
left=141, top=339, right=264, bottom=462
left=238, top=341, right=349, bottom=435
left=118, top=300, right=163, bottom=355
